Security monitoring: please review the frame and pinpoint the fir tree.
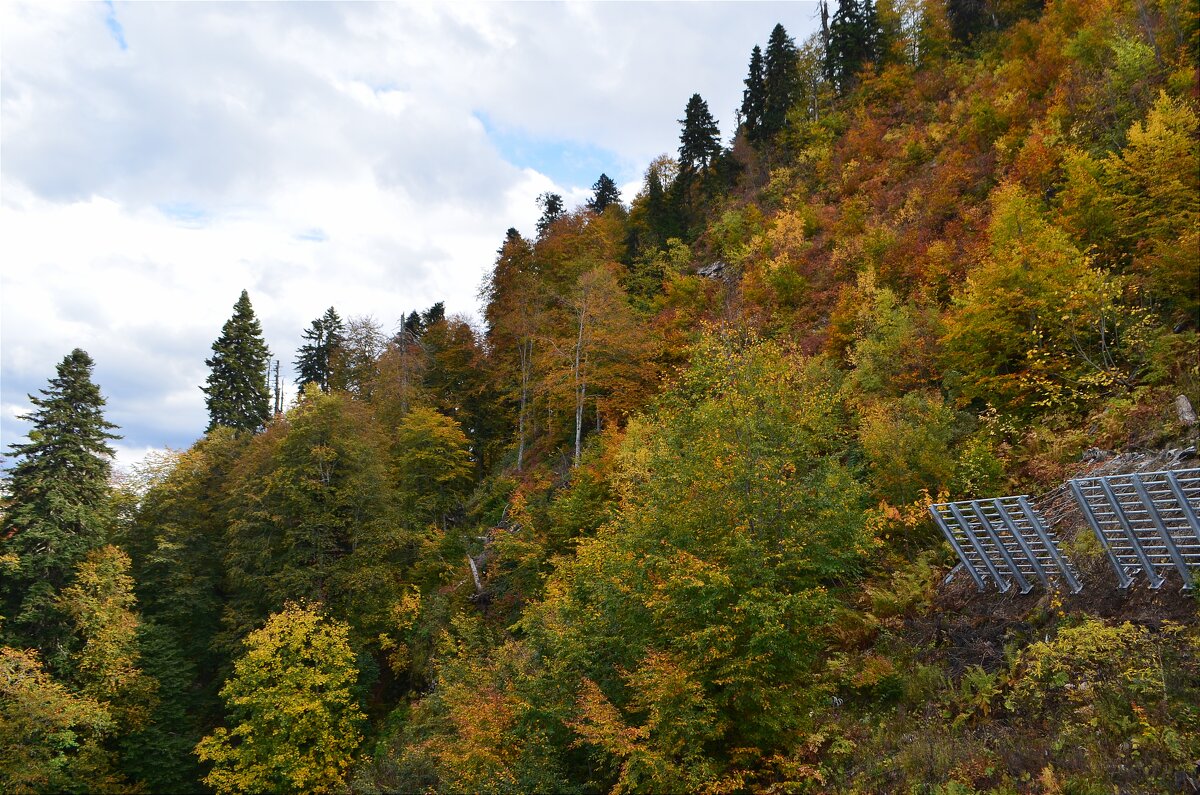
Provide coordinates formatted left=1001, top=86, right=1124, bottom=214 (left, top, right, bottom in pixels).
left=202, top=290, right=271, bottom=433
left=295, top=307, right=345, bottom=394
left=946, top=0, right=995, bottom=45
left=740, top=45, right=767, bottom=142
left=827, top=0, right=880, bottom=92
left=1, top=348, right=119, bottom=659
left=763, top=24, right=799, bottom=137
left=536, top=192, right=565, bottom=238
left=586, top=173, right=622, bottom=213
left=400, top=301, right=446, bottom=340
left=677, top=93, right=722, bottom=176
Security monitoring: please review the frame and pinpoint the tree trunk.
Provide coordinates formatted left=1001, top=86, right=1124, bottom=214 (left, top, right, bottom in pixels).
left=573, top=301, right=587, bottom=468
left=517, top=337, right=531, bottom=471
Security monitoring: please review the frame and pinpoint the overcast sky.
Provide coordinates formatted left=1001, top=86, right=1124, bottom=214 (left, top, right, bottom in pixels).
left=1, top=1, right=819, bottom=469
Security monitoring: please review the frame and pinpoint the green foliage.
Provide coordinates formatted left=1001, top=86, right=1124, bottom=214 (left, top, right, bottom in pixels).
left=587, top=173, right=622, bottom=214
left=59, top=546, right=157, bottom=731
left=2, top=348, right=119, bottom=663
left=126, top=430, right=244, bottom=683
left=763, top=23, right=799, bottom=137
left=294, top=306, right=345, bottom=394
left=828, top=0, right=881, bottom=91
left=393, top=406, right=474, bottom=525
left=196, top=603, right=364, bottom=794
left=203, top=290, right=272, bottom=433
left=222, top=391, right=410, bottom=646
left=857, top=391, right=958, bottom=505
left=121, top=621, right=204, bottom=793
left=0, top=646, right=119, bottom=794
left=1006, top=618, right=1200, bottom=783
left=740, top=44, right=766, bottom=142
left=677, top=93, right=722, bottom=176
left=28, top=4, right=1200, bottom=793
left=943, top=184, right=1126, bottom=415
left=525, top=332, right=874, bottom=785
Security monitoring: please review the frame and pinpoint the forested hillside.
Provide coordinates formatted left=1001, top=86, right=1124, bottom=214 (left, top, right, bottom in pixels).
left=3, top=1, right=1198, bottom=792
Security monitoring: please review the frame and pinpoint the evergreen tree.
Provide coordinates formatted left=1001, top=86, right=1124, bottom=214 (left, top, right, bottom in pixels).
left=1, top=348, right=119, bottom=660
left=740, top=45, right=767, bottom=142
left=202, top=290, right=271, bottom=433
left=946, top=0, right=995, bottom=45
left=641, top=157, right=681, bottom=243
left=400, top=301, right=446, bottom=341
left=677, top=94, right=722, bottom=176
left=827, top=0, right=881, bottom=92
left=294, top=306, right=344, bottom=394
left=586, top=173, right=622, bottom=213
left=536, top=192, right=565, bottom=238
left=763, top=24, right=799, bottom=137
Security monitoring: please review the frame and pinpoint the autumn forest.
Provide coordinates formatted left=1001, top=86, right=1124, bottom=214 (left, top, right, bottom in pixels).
left=3, top=1, right=1199, bottom=793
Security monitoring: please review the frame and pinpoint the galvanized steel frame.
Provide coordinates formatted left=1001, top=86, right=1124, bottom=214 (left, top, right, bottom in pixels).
left=930, top=494, right=1082, bottom=594
left=1068, top=468, right=1199, bottom=590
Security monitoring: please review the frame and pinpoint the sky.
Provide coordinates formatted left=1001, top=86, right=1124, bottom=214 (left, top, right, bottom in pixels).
left=1, top=1, right=819, bottom=470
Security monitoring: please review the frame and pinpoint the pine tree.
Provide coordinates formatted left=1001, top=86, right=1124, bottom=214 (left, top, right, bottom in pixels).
left=763, top=24, right=799, bottom=137
left=1, top=348, right=119, bottom=659
left=294, top=306, right=344, bottom=394
left=677, top=94, right=722, bottom=176
left=536, top=192, right=565, bottom=238
left=202, top=290, right=271, bottom=433
left=740, top=45, right=767, bottom=142
left=586, top=173, right=622, bottom=213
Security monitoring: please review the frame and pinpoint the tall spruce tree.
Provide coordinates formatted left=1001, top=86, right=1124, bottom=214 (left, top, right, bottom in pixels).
left=586, top=173, right=622, bottom=213
left=827, top=0, right=880, bottom=92
left=763, top=24, right=799, bottom=138
left=1, top=348, right=119, bottom=659
left=202, top=290, right=271, bottom=433
left=295, top=307, right=345, bottom=394
left=678, top=93, right=722, bottom=176
left=741, top=45, right=767, bottom=142
left=535, top=192, right=565, bottom=238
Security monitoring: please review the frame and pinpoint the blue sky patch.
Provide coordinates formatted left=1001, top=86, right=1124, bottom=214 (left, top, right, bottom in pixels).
left=474, top=112, right=626, bottom=190
left=156, top=202, right=209, bottom=225
left=295, top=228, right=327, bottom=242
left=104, top=1, right=128, bottom=51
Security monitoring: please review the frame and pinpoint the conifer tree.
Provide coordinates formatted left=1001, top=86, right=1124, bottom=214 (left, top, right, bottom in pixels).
left=586, top=173, right=622, bottom=213
left=740, top=45, right=767, bottom=142
left=536, top=192, right=565, bottom=238
left=202, top=290, right=271, bottom=433
left=1, top=348, right=119, bottom=659
left=763, top=24, right=799, bottom=137
left=294, top=306, right=344, bottom=394
left=827, top=0, right=880, bottom=92
left=677, top=94, right=722, bottom=176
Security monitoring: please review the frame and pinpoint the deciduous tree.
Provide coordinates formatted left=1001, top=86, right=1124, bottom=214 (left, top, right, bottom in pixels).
left=195, top=603, right=364, bottom=795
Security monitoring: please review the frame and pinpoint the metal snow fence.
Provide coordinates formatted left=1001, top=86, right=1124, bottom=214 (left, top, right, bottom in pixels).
left=929, top=496, right=1082, bottom=594
left=1068, top=468, right=1200, bottom=590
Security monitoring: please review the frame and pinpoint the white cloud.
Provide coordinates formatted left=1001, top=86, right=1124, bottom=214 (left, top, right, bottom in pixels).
left=1, top=1, right=818, bottom=465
